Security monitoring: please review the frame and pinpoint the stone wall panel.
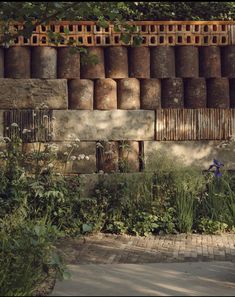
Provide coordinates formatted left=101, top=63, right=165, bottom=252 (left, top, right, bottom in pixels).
left=0, top=79, right=68, bottom=109
left=53, top=110, right=155, bottom=141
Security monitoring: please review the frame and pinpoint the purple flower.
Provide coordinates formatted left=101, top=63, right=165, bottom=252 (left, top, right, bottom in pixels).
left=208, top=159, right=224, bottom=178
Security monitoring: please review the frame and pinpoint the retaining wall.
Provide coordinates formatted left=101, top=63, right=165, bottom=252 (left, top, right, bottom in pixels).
left=0, top=21, right=234, bottom=175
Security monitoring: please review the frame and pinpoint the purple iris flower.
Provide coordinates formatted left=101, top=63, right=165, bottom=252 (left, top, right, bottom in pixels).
left=208, top=159, right=224, bottom=178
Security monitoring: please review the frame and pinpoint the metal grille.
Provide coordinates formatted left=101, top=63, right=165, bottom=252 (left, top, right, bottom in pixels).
left=4, top=109, right=53, bottom=142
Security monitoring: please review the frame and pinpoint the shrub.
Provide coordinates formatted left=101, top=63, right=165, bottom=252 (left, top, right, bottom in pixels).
left=197, top=218, right=228, bottom=234
left=0, top=207, right=68, bottom=296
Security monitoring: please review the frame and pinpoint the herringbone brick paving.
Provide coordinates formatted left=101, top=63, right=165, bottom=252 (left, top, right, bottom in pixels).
left=57, top=233, right=235, bottom=265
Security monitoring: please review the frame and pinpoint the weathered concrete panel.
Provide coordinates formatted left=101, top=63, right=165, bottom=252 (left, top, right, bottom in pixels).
left=144, top=140, right=235, bottom=170
left=53, top=110, right=155, bottom=141
left=0, top=79, right=68, bottom=109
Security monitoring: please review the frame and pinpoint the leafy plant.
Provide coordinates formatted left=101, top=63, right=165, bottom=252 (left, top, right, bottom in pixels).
left=0, top=208, right=68, bottom=296
left=197, top=218, right=228, bottom=234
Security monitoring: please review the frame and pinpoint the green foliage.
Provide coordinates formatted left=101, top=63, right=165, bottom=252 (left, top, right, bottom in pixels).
left=196, top=172, right=235, bottom=231
left=0, top=2, right=234, bottom=47
left=0, top=208, right=68, bottom=296
left=197, top=218, right=228, bottom=234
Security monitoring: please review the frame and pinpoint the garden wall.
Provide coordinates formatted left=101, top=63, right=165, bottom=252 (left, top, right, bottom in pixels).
left=0, top=21, right=234, bottom=176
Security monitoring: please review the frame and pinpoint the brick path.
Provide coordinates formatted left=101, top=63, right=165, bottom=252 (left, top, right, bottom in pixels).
left=57, top=233, right=235, bottom=265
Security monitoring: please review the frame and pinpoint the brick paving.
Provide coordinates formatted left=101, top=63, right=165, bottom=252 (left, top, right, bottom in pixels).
left=57, top=232, right=235, bottom=265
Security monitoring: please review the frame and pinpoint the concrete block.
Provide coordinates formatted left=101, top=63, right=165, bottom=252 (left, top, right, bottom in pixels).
left=161, top=78, right=184, bottom=108
left=184, top=78, right=207, bottom=108
left=144, top=140, right=235, bottom=170
left=199, top=46, right=221, bottom=78
left=117, top=78, right=140, bottom=109
left=0, top=110, right=3, bottom=137
left=80, top=47, right=105, bottom=79
left=53, top=110, right=155, bottom=141
left=0, top=79, right=68, bottom=109
left=207, top=78, right=230, bottom=108
left=221, top=46, right=235, bottom=77
left=0, top=48, right=4, bottom=78
left=31, top=47, right=57, bottom=78
left=105, top=46, right=128, bottom=78
left=95, top=79, right=117, bottom=110
left=150, top=46, right=175, bottom=78
left=68, top=79, right=94, bottom=110
left=129, top=47, right=150, bottom=78
left=5, top=47, right=31, bottom=78
left=229, top=79, right=235, bottom=108
left=97, top=141, right=119, bottom=173
left=118, top=141, right=140, bottom=172
left=140, top=79, right=161, bottom=109
left=57, top=47, right=80, bottom=79
left=176, top=46, right=199, bottom=78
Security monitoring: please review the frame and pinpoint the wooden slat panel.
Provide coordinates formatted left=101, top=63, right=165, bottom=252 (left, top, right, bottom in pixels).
left=155, top=108, right=234, bottom=141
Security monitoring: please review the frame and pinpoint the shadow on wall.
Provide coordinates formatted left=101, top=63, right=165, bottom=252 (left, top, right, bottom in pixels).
left=144, top=140, right=235, bottom=170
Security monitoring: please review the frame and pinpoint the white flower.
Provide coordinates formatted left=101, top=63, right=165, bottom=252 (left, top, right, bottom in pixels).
left=72, top=143, right=79, bottom=148
left=11, top=122, right=18, bottom=127
left=105, top=150, right=113, bottom=155
left=79, top=154, right=85, bottom=160
left=22, top=129, right=31, bottom=134
left=66, top=144, right=72, bottom=148
left=70, top=156, right=76, bottom=161
left=85, top=156, right=89, bottom=160
left=48, top=163, right=54, bottom=168
left=48, top=144, right=59, bottom=151
left=6, top=127, right=9, bottom=130
left=98, top=170, right=104, bottom=174
left=63, top=152, right=68, bottom=156
left=48, top=132, right=55, bottom=138
left=3, top=137, right=11, bottom=142
left=96, top=142, right=104, bottom=148
left=75, top=138, right=80, bottom=143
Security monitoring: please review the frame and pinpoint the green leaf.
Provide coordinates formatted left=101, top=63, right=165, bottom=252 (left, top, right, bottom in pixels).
left=82, top=223, right=93, bottom=233
left=63, top=270, right=71, bottom=280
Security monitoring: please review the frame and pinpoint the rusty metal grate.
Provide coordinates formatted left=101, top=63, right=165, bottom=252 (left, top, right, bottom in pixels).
left=3, top=109, right=53, bottom=142
left=156, top=108, right=235, bottom=141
